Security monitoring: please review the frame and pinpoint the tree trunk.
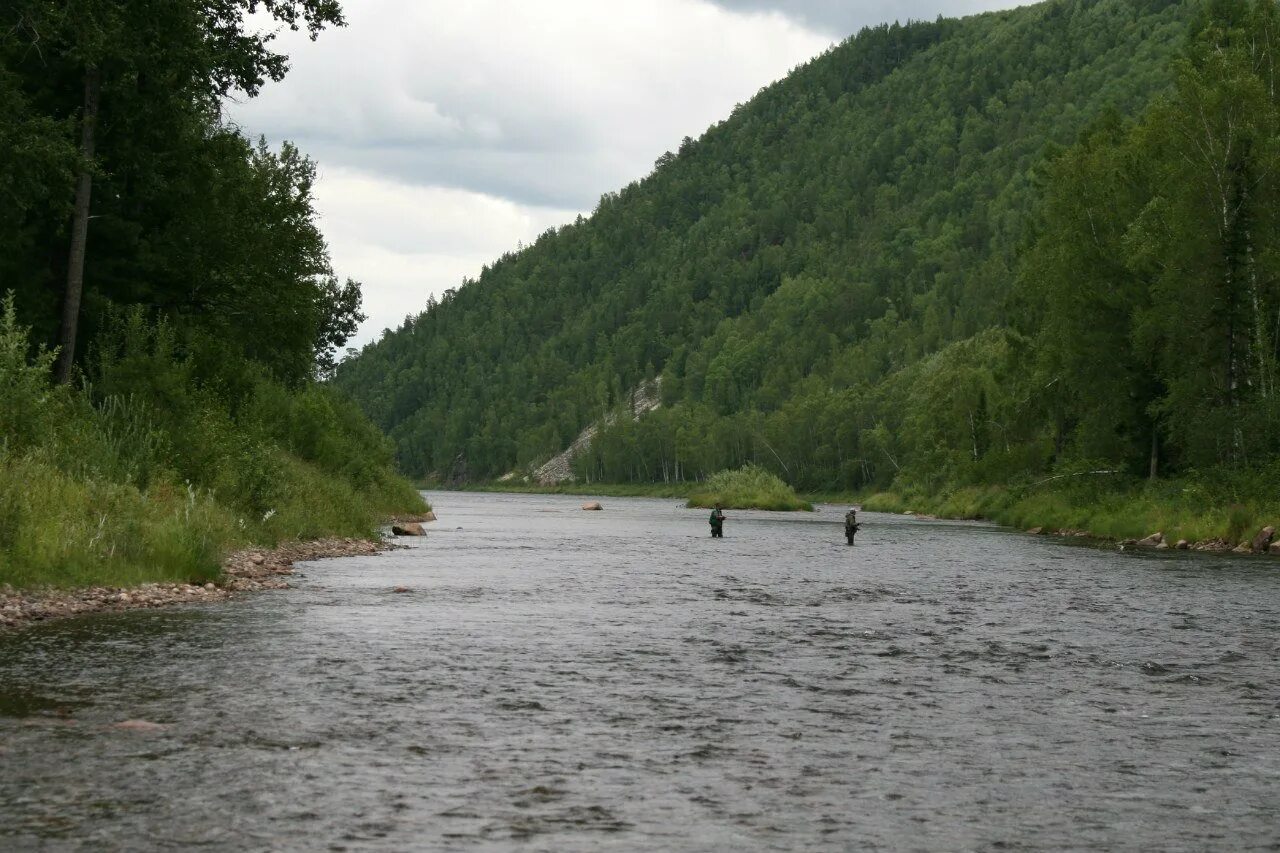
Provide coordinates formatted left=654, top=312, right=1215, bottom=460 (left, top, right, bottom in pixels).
left=1148, top=426, right=1159, bottom=481
left=56, top=66, right=101, bottom=384
left=1245, top=225, right=1268, bottom=400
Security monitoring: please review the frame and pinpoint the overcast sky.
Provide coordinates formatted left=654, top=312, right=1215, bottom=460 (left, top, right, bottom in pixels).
left=230, top=0, right=1016, bottom=346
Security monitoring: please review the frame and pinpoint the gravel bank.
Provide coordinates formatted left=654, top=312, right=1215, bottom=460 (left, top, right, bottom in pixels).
left=0, top=537, right=388, bottom=631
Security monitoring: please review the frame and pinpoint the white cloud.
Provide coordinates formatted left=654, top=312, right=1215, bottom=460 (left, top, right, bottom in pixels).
left=710, top=0, right=1021, bottom=36
left=311, top=169, right=577, bottom=343
left=234, top=0, right=829, bottom=208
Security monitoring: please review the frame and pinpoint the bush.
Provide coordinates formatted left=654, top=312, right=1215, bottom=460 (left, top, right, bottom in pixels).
left=0, top=292, right=61, bottom=452
left=687, top=464, right=813, bottom=511
left=0, top=296, right=426, bottom=590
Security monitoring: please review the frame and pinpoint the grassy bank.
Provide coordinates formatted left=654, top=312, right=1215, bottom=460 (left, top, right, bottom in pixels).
left=859, top=468, right=1280, bottom=548
left=0, top=301, right=425, bottom=590
left=686, top=465, right=813, bottom=512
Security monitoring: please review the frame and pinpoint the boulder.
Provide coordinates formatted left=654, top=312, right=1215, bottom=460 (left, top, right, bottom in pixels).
left=1026, top=526, right=1044, bottom=535
left=1155, top=541, right=1170, bottom=550
left=582, top=502, right=603, bottom=511
left=392, top=523, right=426, bottom=536
left=423, top=511, right=438, bottom=522
left=1137, top=532, right=1164, bottom=547
left=1175, top=539, right=1190, bottom=550
left=112, top=720, right=167, bottom=732
left=1270, top=541, right=1280, bottom=556
left=1250, top=525, right=1275, bottom=553
left=1232, top=541, right=1252, bottom=554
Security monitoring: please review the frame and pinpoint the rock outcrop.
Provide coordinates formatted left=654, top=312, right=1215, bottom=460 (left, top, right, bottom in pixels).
left=534, top=379, right=662, bottom=485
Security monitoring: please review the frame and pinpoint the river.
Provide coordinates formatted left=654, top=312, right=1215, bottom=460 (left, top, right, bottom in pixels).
left=1, top=492, right=1278, bottom=851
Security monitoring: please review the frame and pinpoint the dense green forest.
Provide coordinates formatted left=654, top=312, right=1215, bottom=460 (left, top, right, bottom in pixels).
left=0, top=1, right=423, bottom=588
left=338, top=0, right=1280, bottom=541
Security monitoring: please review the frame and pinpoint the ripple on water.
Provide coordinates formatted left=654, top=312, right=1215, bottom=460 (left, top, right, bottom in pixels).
left=1, top=493, right=1279, bottom=851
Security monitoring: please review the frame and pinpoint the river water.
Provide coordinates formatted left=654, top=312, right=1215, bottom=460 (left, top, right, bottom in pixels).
left=1, top=492, right=1278, bottom=851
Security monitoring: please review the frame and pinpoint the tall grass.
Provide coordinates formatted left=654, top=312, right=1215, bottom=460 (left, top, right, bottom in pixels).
left=0, top=455, right=235, bottom=588
left=863, top=467, right=1280, bottom=546
left=0, top=295, right=425, bottom=590
left=686, top=464, right=813, bottom=511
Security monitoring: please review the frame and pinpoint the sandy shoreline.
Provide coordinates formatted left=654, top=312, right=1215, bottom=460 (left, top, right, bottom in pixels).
left=0, top=537, right=391, bottom=632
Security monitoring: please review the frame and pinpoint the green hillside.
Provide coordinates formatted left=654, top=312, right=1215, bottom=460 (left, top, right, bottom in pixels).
left=337, top=0, right=1280, bottom=525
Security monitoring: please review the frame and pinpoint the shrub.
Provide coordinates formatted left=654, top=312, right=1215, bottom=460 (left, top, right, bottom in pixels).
left=687, top=464, right=813, bottom=511
left=0, top=297, right=426, bottom=590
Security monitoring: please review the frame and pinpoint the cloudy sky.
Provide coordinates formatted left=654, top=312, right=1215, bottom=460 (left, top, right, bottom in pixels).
left=230, top=0, right=1016, bottom=346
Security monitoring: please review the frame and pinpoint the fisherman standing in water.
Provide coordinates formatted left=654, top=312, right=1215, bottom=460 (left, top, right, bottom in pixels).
left=709, top=504, right=726, bottom=538
left=844, top=507, right=860, bottom=545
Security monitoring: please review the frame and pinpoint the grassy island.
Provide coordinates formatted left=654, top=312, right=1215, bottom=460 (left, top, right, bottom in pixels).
left=686, top=465, right=812, bottom=512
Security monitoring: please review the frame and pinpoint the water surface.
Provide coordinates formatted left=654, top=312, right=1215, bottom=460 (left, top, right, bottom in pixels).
left=2, top=493, right=1278, bottom=850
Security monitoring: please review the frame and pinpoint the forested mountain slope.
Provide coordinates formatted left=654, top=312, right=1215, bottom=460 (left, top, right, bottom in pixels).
left=336, top=0, right=1275, bottom=497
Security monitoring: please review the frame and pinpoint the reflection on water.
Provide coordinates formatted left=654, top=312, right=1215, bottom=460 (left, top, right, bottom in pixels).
left=2, top=493, right=1278, bottom=850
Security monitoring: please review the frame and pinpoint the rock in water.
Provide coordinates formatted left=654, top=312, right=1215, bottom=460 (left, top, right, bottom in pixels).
left=1137, top=532, right=1164, bottom=547
left=582, top=502, right=603, bottom=511
left=393, top=587, right=411, bottom=594
left=1250, top=525, right=1275, bottom=553
left=1175, top=539, right=1190, bottom=550
left=392, top=523, right=426, bottom=536
left=423, top=511, right=438, bottom=522
left=112, top=720, right=167, bottom=732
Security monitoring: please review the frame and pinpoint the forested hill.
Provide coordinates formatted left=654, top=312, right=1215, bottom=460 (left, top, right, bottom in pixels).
left=336, top=0, right=1280, bottom=497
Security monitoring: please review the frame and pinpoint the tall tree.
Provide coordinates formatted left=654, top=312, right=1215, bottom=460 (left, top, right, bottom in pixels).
left=4, top=0, right=346, bottom=380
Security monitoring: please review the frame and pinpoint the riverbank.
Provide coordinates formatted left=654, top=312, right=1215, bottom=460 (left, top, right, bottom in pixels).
left=0, top=299, right=428, bottom=594
left=0, top=536, right=389, bottom=632
left=857, top=480, right=1280, bottom=557
left=438, top=480, right=694, bottom=499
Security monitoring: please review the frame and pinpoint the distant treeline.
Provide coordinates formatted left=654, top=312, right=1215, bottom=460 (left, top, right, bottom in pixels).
left=337, top=0, right=1280, bottom=500
left=0, top=2, right=423, bottom=588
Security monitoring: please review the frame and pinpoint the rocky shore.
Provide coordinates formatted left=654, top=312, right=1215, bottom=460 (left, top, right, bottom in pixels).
left=1027, top=524, right=1280, bottom=556
left=0, top=537, right=387, bottom=632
